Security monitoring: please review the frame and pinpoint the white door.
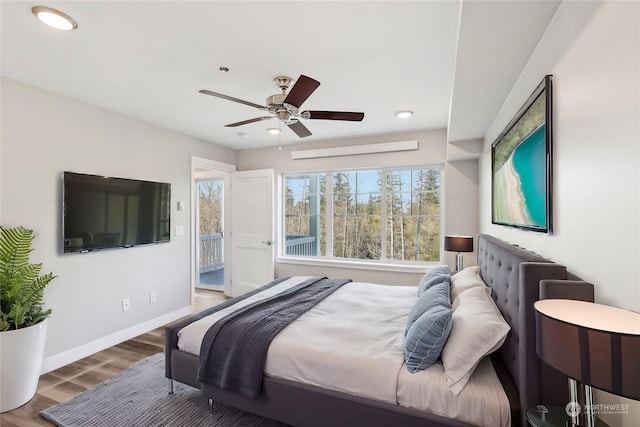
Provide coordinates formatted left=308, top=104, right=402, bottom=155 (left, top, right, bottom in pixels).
left=229, top=169, right=275, bottom=296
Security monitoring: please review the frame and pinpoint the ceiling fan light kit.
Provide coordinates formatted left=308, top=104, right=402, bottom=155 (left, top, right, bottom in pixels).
left=199, top=74, right=365, bottom=138
left=395, top=110, right=414, bottom=118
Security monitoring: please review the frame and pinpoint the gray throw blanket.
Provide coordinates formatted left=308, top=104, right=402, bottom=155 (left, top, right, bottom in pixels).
left=197, top=276, right=351, bottom=398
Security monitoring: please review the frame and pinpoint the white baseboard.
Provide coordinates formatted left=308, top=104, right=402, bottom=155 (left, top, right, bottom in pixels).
left=40, top=306, right=192, bottom=374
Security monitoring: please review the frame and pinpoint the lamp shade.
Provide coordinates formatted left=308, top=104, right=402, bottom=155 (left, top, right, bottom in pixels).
left=535, top=299, right=640, bottom=400
left=444, top=236, right=473, bottom=253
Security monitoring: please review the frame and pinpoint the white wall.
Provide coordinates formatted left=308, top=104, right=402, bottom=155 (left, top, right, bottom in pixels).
left=237, top=129, right=479, bottom=284
left=479, top=1, right=639, bottom=425
left=444, top=158, right=479, bottom=267
left=0, top=78, right=236, bottom=371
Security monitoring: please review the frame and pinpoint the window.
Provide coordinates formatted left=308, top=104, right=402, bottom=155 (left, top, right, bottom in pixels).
left=284, top=173, right=326, bottom=256
left=283, top=167, right=441, bottom=263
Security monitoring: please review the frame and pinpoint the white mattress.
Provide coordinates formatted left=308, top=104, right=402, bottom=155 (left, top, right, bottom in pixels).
left=177, top=277, right=511, bottom=427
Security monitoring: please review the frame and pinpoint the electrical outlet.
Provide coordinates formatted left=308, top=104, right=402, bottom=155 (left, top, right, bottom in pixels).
left=149, top=292, right=157, bottom=304
left=122, top=298, right=131, bottom=312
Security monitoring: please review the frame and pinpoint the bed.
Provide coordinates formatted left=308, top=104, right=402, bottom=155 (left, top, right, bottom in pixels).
left=165, top=234, right=592, bottom=426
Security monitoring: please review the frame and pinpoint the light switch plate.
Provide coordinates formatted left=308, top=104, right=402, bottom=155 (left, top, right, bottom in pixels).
left=175, top=226, right=184, bottom=236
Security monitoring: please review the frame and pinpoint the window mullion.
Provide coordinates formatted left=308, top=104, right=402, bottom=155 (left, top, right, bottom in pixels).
left=281, top=177, right=286, bottom=257
left=380, top=170, right=387, bottom=262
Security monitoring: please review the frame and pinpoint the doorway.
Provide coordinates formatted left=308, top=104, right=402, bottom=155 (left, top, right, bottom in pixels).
left=197, top=178, right=224, bottom=290
left=190, top=157, right=274, bottom=297
left=191, top=156, right=235, bottom=295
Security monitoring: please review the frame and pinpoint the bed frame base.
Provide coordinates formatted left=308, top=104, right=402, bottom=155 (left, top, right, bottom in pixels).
left=168, top=349, right=474, bottom=427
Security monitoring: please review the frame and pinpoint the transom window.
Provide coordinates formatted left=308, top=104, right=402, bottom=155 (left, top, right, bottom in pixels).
left=283, top=167, right=441, bottom=263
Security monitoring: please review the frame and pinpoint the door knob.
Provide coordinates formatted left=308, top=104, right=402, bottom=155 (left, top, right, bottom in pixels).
left=262, top=240, right=273, bottom=246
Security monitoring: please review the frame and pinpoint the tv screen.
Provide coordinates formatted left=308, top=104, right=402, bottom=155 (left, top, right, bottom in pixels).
left=491, top=75, right=553, bottom=233
left=63, top=172, right=171, bottom=253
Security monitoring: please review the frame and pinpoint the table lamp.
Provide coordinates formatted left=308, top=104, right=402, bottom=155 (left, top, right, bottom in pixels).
left=444, top=235, right=473, bottom=272
left=535, top=299, right=640, bottom=427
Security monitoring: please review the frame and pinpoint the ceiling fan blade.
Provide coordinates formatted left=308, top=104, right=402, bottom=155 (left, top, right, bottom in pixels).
left=225, top=116, right=273, bottom=127
left=304, top=111, right=365, bottom=121
left=283, top=75, right=320, bottom=108
left=287, top=120, right=312, bottom=138
left=199, top=90, right=268, bottom=111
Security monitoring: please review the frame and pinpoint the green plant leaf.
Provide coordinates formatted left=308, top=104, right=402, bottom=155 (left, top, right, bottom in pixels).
left=0, top=226, right=55, bottom=330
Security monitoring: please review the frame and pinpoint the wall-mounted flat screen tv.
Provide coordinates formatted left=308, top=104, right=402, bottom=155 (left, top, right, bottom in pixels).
left=492, top=75, right=553, bottom=233
left=63, top=172, right=171, bottom=253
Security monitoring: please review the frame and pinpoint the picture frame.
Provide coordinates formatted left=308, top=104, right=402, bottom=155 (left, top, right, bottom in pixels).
left=491, top=75, right=553, bottom=233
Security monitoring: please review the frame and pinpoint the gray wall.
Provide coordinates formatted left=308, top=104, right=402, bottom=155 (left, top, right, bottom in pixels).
left=0, top=78, right=236, bottom=371
left=237, top=129, right=479, bottom=285
left=478, top=2, right=639, bottom=425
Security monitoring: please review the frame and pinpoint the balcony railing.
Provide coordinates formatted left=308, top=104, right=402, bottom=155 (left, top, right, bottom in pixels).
left=200, top=234, right=223, bottom=273
left=201, top=234, right=315, bottom=267
left=285, top=235, right=317, bottom=256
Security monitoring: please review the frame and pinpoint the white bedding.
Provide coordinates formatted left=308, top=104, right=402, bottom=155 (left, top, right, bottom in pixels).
left=397, top=357, right=511, bottom=427
left=264, top=280, right=412, bottom=404
left=178, top=276, right=315, bottom=355
left=177, top=276, right=510, bottom=427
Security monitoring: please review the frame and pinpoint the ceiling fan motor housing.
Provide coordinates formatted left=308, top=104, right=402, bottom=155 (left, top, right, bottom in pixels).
left=266, top=93, right=298, bottom=119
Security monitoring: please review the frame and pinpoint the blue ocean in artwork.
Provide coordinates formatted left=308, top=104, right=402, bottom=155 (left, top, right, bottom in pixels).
left=511, top=125, right=546, bottom=227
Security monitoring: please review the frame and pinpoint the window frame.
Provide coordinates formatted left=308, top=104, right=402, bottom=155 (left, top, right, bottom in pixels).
left=279, top=164, right=444, bottom=267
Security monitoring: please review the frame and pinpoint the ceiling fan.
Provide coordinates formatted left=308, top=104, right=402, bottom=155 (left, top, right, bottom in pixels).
left=199, top=75, right=365, bottom=138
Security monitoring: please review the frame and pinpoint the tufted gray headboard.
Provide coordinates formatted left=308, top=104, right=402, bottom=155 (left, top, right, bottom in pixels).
left=477, top=234, right=568, bottom=426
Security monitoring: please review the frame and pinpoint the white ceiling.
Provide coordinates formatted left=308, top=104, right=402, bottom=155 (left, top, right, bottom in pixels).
left=0, top=1, right=561, bottom=151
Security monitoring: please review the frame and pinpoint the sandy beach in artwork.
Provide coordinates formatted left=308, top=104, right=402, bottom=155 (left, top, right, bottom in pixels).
left=493, top=153, right=530, bottom=225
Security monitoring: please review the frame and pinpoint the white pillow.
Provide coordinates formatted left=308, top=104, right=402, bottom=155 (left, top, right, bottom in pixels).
left=450, top=265, right=486, bottom=301
left=441, top=285, right=510, bottom=395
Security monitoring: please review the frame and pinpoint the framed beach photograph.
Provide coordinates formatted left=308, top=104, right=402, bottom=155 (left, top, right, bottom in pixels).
left=492, top=75, right=553, bottom=233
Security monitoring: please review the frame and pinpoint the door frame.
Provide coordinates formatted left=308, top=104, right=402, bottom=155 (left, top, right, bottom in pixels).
left=190, top=156, right=236, bottom=299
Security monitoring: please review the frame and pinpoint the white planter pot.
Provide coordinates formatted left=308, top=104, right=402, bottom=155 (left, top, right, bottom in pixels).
left=0, top=318, right=48, bottom=413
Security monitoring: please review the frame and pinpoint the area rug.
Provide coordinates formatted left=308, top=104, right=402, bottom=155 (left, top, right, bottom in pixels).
left=40, top=353, right=289, bottom=426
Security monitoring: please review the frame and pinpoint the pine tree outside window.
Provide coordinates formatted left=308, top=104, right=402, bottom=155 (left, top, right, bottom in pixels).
left=283, top=166, right=441, bottom=263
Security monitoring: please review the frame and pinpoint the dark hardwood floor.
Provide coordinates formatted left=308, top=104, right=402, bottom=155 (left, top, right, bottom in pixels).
left=0, top=289, right=227, bottom=427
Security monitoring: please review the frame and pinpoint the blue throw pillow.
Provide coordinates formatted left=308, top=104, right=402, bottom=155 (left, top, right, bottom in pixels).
left=405, top=304, right=453, bottom=373
left=417, top=265, right=451, bottom=296
left=405, top=281, right=450, bottom=336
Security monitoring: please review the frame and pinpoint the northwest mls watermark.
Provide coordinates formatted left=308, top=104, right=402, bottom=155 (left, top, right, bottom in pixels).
left=566, top=402, right=631, bottom=416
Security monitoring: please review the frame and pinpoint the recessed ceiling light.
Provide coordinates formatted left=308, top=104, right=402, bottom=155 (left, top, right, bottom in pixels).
left=32, top=6, right=78, bottom=31
left=395, top=110, right=413, bottom=119
left=267, top=128, right=281, bottom=135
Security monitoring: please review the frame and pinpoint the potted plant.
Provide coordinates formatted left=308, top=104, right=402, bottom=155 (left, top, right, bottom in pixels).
left=0, top=226, right=56, bottom=412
